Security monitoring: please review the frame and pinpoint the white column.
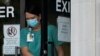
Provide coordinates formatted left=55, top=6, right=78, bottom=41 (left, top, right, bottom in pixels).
left=96, top=0, right=100, bottom=56
left=71, top=0, right=96, bottom=56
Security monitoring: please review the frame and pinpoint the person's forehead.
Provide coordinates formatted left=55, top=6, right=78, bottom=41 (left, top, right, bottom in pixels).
left=26, top=12, right=36, bottom=18
left=26, top=12, right=35, bottom=16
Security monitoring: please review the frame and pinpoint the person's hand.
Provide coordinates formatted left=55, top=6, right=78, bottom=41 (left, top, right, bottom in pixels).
left=21, top=47, right=32, bottom=56
left=56, top=46, right=64, bottom=56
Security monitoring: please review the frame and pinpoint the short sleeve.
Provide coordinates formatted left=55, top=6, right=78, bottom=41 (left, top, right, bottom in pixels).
left=20, top=28, right=28, bottom=48
left=51, top=25, right=64, bottom=46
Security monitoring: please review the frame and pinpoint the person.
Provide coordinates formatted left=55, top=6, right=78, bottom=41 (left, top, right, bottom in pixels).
left=20, top=5, right=64, bottom=56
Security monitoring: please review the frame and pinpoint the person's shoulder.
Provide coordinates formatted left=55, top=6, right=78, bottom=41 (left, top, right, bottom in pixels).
left=21, top=27, right=29, bottom=32
left=48, top=24, right=56, bottom=28
left=48, top=25, right=57, bottom=30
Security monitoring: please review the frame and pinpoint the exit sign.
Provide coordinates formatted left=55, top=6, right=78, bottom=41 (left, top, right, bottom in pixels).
left=56, top=0, right=71, bottom=14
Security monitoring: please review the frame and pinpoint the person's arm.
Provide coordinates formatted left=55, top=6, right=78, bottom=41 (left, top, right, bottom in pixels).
left=56, top=46, right=64, bottom=56
left=50, top=25, right=64, bottom=56
left=21, top=47, right=32, bottom=56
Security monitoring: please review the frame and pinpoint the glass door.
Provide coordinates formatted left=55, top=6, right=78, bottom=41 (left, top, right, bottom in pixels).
left=47, top=0, right=71, bottom=56
left=0, top=0, right=20, bottom=56
left=20, top=0, right=71, bottom=56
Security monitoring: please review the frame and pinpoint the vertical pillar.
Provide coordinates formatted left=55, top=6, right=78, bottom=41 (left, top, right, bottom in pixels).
left=71, top=0, right=96, bottom=56
left=20, top=0, right=25, bottom=28
left=96, top=0, right=100, bottom=56
left=41, top=0, right=48, bottom=56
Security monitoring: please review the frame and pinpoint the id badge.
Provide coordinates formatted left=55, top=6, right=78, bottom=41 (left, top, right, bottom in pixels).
left=27, top=33, right=34, bottom=42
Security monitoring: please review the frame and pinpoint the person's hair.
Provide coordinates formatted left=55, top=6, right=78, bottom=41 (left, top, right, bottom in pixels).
left=25, top=4, right=41, bottom=16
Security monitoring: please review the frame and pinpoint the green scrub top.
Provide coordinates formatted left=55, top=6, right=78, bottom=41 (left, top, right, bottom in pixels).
left=20, top=25, right=63, bottom=56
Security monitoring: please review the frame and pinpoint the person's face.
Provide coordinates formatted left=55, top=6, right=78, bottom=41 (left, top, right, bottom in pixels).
left=26, top=12, right=41, bottom=22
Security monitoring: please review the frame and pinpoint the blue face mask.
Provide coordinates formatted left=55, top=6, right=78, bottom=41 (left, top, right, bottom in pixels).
left=27, top=18, right=39, bottom=27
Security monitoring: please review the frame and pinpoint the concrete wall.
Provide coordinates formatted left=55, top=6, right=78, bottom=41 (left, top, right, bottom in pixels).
left=71, top=0, right=96, bottom=56
left=96, top=0, right=100, bottom=56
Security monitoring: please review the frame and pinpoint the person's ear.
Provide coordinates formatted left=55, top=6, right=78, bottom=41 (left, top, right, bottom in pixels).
left=39, top=14, right=41, bottom=20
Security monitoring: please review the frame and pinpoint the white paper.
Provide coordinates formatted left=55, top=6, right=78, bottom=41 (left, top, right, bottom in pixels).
left=27, top=33, right=34, bottom=42
left=3, top=24, right=20, bottom=55
left=3, top=45, right=16, bottom=55
left=57, top=16, right=71, bottom=42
